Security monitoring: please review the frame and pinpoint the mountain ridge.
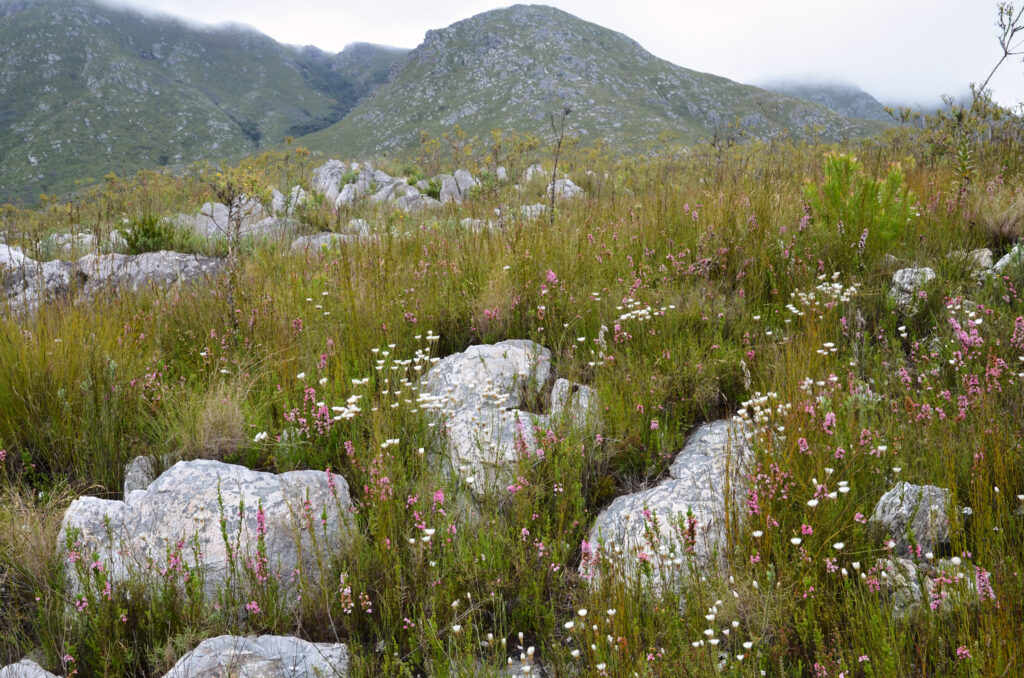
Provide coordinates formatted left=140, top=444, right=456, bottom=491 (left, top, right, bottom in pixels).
left=298, top=4, right=887, bottom=157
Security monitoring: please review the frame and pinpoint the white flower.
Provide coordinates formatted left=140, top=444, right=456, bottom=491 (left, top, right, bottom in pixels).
left=833, top=542, right=845, bottom=550
left=452, top=624, right=462, bottom=634
left=564, top=621, right=574, bottom=630
left=319, top=377, right=328, bottom=385
left=752, top=530, right=764, bottom=538
left=743, top=641, right=753, bottom=650
left=807, top=499, right=819, bottom=507
left=253, top=431, right=268, bottom=442
left=577, top=608, right=588, bottom=617
left=296, top=372, right=306, bottom=379
left=570, top=649, right=580, bottom=658
left=790, top=537, right=802, bottom=546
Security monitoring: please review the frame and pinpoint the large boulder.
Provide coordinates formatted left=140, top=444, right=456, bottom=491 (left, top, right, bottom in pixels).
left=547, top=178, right=583, bottom=200
left=60, top=460, right=354, bottom=600
left=580, top=420, right=753, bottom=588
left=870, top=481, right=951, bottom=556
left=311, top=160, right=349, bottom=204
left=74, top=251, right=225, bottom=296
left=419, top=340, right=598, bottom=496
left=162, top=635, right=349, bottom=678
left=0, top=660, right=58, bottom=678
left=453, top=169, right=479, bottom=196
left=175, top=198, right=264, bottom=240
left=436, top=174, right=461, bottom=204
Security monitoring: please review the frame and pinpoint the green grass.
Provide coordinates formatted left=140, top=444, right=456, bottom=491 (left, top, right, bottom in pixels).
left=0, top=122, right=1023, bottom=676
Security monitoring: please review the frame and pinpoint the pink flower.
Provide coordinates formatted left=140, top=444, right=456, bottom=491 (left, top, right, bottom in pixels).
left=801, top=524, right=814, bottom=536
left=246, top=600, right=261, bottom=615
left=649, top=419, right=659, bottom=431
left=956, top=646, right=971, bottom=660
left=546, top=269, right=558, bottom=283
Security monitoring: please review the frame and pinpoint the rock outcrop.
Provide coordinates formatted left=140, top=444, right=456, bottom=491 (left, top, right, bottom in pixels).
left=419, top=340, right=598, bottom=496
left=580, top=420, right=753, bottom=588
left=0, top=660, right=58, bottom=678
left=163, top=635, right=349, bottom=678
left=870, top=481, right=951, bottom=556
left=61, top=460, right=353, bottom=601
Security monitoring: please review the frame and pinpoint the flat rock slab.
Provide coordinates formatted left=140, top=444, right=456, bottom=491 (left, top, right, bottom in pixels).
left=163, top=635, right=349, bottom=678
left=61, top=460, right=353, bottom=600
left=421, top=339, right=554, bottom=411
left=581, top=420, right=752, bottom=587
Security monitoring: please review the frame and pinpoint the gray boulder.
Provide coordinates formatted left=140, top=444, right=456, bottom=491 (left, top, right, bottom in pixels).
left=271, top=186, right=308, bottom=217
left=889, top=267, right=935, bottom=311
left=0, top=245, right=73, bottom=313
left=75, top=251, right=225, bottom=296
left=547, top=178, right=583, bottom=200
left=51, top=232, right=96, bottom=256
left=420, top=341, right=601, bottom=496
left=397, top=193, right=441, bottom=212
left=311, top=160, right=349, bottom=204
left=335, top=180, right=369, bottom=207
left=176, top=198, right=264, bottom=240
left=162, top=635, right=349, bottom=678
left=421, top=340, right=553, bottom=412
left=61, top=460, right=353, bottom=600
left=495, top=166, right=508, bottom=182
left=436, top=174, right=461, bottom=204
left=580, top=420, right=753, bottom=588
left=453, top=169, right=479, bottom=196
left=871, top=481, right=951, bottom=556
left=0, top=660, right=59, bottom=678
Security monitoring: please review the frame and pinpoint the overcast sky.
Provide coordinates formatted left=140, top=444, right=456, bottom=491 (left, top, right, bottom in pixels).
left=108, top=0, right=1024, bottom=108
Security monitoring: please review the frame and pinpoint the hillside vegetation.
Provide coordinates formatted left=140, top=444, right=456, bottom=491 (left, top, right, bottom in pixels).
left=0, top=95, right=1022, bottom=676
left=0, top=0, right=405, bottom=203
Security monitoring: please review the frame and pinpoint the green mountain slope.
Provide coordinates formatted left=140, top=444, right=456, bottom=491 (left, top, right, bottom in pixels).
left=759, top=81, right=892, bottom=123
left=0, top=0, right=406, bottom=203
left=298, top=4, right=887, bottom=158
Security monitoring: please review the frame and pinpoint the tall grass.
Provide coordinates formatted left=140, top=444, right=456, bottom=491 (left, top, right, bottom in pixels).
left=0, top=129, right=1021, bottom=676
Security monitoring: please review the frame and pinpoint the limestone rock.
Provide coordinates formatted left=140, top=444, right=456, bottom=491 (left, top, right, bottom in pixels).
left=0, top=245, right=73, bottom=313
left=162, top=635, right=349, bottom=678
left=993, top=244, right=1024, bottom=273
left=547, top=178, right=583, bottom=200
left=60, top=460, right=353, bottom=600
left=453, top=169, right=479, bottom=196
left=549, top=378, right=599, bottom=430
left=311, top=160, right=349, bottom=204
left=420, top=341, right=600, bottom=496
left=75, top=251, right=225, bottom=296
left=420, top=339, right=554, bottom=412
left=436, top=174, right=461, bottom=204
left=0, top=660, right=59, bottom=678
left=889, top=267, right=935, bottom=311
left=871, top=481, right=951, bottom=556
left=580, top=420, right=753, bottom=588
left=123, top=455, right=158, bottom=495
left=495, top=166, right=508, bottom=182
left=290, top=233, right=349, bottom=252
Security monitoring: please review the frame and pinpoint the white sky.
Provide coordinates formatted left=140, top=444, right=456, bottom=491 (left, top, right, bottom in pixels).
left=108, top=0, right=1024, bottom=108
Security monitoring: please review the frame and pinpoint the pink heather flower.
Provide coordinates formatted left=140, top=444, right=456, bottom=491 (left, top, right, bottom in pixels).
left=0, top=449, right=5, bottom=462
left=956, top=646, right=971, bottom=660
left=546, top=269, right=558, bottom=283
left=433, top=489, right=445, bottom=505
left=650, top=419, right=659, bottom=431
left=246, top=600, right=261, bottom=615
left=801, top=524, right=814, bottom=536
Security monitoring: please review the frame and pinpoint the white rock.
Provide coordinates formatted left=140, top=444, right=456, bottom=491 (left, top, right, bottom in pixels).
left=870, top=481, right=951, bottom=556
left=581, top=420, right=752, bottom=589
left=60, top=460, right=354, bottom=601
left=0, top=660, right=59, bottom=678
left=311, top=160, right=349, bottom=204
left=162, top=635, right=349, bottom=678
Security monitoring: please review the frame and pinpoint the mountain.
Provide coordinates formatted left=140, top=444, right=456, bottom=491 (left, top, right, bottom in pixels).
left=0, top=0, right=407, bottom=204
left=298, top=5, right=886, bottom=158
left=759, top=81, right=891, bottom=122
